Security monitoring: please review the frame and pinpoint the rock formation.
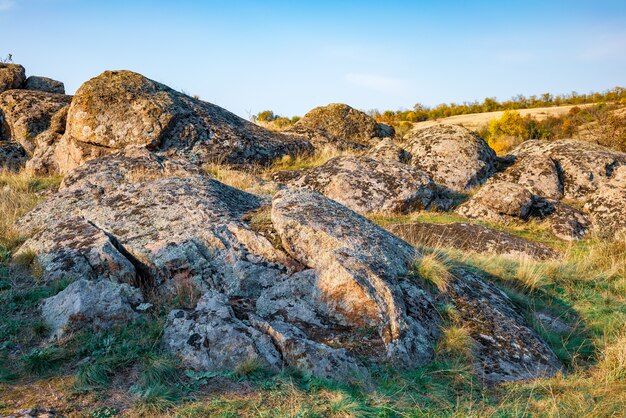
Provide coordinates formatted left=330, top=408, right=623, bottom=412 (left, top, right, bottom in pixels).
left=273, top=156, right=440, bottom=213
left=404, top=125, right=499, bottom=192
left=14, top=149, right=562, bottom=383
left=54, top=70, right=312, bottom=172
left=0, top=90, right=71, bottom=173
left=0, top=63, right=26, bottom=93
left=290, top=103, right=393, bottom=145
left=457, top=139, right=625, bottom=239
left=8, top=66, right=616, bottom=387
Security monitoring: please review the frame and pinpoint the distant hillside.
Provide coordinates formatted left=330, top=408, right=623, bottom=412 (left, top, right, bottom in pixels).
left=412, top=104, right=594, bottom=131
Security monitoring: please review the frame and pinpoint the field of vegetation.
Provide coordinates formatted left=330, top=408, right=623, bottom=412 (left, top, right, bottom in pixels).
left=1, top=150, right=624, bottom=417
left=253, top=87, right=626, bottom=154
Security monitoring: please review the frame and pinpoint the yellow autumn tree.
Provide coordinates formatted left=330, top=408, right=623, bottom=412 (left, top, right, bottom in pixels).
left=486, top=110, right=527, bottom=154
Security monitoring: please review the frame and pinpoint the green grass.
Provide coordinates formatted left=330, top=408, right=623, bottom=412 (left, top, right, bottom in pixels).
left=21, top=346, right=66, bottom=375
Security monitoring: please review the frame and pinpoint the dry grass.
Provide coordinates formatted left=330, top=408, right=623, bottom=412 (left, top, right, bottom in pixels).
left=412, top=250, right=453, bottom=291
left=205, top=145, right=359, bottom=196
left=170, top=273, right=202, bottom=309
left=514, top=255, right=548, bottom=290
left=0, top=170, right=62, bottom=253
left=267, top=145, right=358, bottom=173
left=205, top=163, right=278, bottom=195
left=436, top=325, right=473, bottom=359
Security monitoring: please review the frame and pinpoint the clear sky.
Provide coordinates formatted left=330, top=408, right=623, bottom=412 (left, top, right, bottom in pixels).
left=1, top=0, right=625, bottom=118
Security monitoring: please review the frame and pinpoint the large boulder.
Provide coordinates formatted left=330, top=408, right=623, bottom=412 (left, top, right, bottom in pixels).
left=16, top=153, right=291, bottom=298
left=487, top=154, right=563, bottom=200
left=456, top=182, right=535, bottom=222
left=510, top=139, right=626, bottom=200
left=271, top=188, right=442, bottom=365
left=584, top=166, right=626, bottom=236
left=25, top=76, right=65, bottom=94
left=365, top=138, right=411, bottom=163
left=405, top=125, right=498, bottom=192
left=291, top=103, right=393, bottom=145
left=55, top=70, right=312, bottom=172
left=41, top=279, right=144, bottom=338
left=0, top=63, right=25, bottom=93
left=271, top=189, right=560, bottom=380
left=388, top=222, right=560, bottom=260
left=273, top=156, right=439, bottom=214
left=0, top=90, right=71, bottom=173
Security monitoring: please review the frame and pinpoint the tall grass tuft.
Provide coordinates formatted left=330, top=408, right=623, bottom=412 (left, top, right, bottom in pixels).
left=413, top=250, right=453, bottom=291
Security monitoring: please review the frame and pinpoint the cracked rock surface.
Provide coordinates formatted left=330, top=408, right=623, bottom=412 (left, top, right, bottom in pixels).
left=273, top=155, right=439, bottom=214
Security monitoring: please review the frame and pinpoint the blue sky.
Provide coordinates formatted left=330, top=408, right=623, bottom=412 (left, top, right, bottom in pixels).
left=1, top=0, right=625, bottom=118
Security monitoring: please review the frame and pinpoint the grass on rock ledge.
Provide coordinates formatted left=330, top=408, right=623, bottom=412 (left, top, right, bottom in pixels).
left=0, top=168, right=625, bottom=417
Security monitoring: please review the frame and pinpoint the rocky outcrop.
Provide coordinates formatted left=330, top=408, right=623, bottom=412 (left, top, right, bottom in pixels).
left=17, top=150, right=426, bottom=378
left=17, top=145, right=562, bottom=382
left=55, top=70, right=312, bottom=172
left=41, top=279, right=144, bottom=338
left=456, top=182, right=534, bottom=222
left=388, top=222, right=560, bottom=260
left=291, top=103, right=392, bottom=145
left=453, top=140, right=625, bottom=238
left=405, top=125, right=498, bottom=192
left=455, top=182, right=591, bottom=240
left=16, top=151, right=286, bottom=296
left=0, top=63, right=26, bottom=93
left=0, top=90, right=71, bottom=173
left=510, top=139, right=626, bottom=199
left=25, top=76, right=65, bottom=94
left=273, top=156, right=439, bottom=214
left=365, top=138, right=411, bottom=163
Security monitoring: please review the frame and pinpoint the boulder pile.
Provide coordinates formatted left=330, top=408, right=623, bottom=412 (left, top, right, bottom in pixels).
left=6, top=65, right=626, bottom=388
left=17, top=150, right=561, bottom=383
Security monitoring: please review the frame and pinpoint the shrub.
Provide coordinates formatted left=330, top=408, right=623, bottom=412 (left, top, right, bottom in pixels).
left=255, top=110, right=277, bottom=122
left=486, top=110, right=527, bottom=154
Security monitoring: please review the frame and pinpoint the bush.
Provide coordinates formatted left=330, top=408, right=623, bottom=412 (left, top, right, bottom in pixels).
left=255, top=110, right=276, bottom=122
left=485, top=110, right=528, bottom=154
